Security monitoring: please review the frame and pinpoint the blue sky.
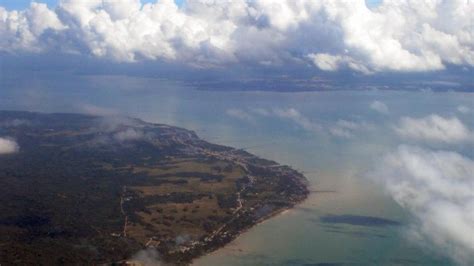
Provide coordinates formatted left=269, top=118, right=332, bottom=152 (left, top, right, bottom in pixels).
left=0, top=0, right=186, bottom=10
left=0, top=0, right=381, bottom=10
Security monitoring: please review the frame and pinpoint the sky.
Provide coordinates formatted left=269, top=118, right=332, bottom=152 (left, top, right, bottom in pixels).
left=0, top=0, right=390, bottom=11
left=0, top=0, right=186, bottom=10
left=0, top=0, right=472, bottom=92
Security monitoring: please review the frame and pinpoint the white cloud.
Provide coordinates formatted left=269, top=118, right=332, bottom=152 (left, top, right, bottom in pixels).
left=0, top=137, right=19, bottom=154
left=373, top=145, right=474, bottom=265
left=0, top=3, right=65, bottom=52
left=370, top=100, right=389, bottom=114
left=395, top=115, right=473, bottom=143
left=308, top=53, right=371, bottom=74
left=226, top=107, right=320, bottom=132
left=226, top=107, right=375, bottom=138
left=0, top=0, right=473, bottom=72
left=273, top=108, right=321, bottom=132
left=129, top=248, right=163, bottom=266
left=457, top=105, right=470, bottom=114
left=329, top=127, right=353, bottom=138
left=307, top=53, right=343, bottom=71
left=329, top=119, right=374, bottom=138
left=226, top=108, right=254, bottom=122
left=113, top=128, right=144, bottom=142
left=250, top=108, right=271, bottom=117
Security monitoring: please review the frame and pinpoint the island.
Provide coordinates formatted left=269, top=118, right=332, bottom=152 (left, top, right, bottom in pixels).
left=0, top=110, right=309, bottom=265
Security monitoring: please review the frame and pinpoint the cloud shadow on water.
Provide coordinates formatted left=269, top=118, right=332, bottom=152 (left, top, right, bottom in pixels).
left=319, top=214, right=401, bottom=227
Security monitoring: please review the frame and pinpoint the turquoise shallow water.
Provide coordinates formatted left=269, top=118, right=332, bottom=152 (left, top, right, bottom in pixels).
left=2, top=75, right=472, bottom=265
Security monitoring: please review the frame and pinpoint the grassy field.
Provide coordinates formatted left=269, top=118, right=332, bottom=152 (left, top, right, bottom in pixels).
left=124, top=158, right=246, bottom=247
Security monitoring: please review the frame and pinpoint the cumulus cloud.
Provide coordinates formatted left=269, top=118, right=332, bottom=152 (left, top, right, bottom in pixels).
left=0, top=0, right=473, bottom=72
left=370, top=100, right=389, bottom=114
left=394, top=115, right=473, bottom=143
left=0, top=137, right=19, bottom=154
left=373, top=145, right=474, bottom=265
left=0, top=2, right=65, bottom=52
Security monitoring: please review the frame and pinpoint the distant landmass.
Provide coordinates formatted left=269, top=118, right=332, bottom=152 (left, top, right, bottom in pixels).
left=0, top=111, right=308, bottom=265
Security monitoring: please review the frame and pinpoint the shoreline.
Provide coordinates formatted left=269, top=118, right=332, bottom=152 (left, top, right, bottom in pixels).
left=189, top=187, right=309, bottom=265
left=168, top=136, right=311, bottom=265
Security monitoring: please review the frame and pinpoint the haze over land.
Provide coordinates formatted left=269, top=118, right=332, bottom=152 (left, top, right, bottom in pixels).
left=0, top=0, right=473, bottom=265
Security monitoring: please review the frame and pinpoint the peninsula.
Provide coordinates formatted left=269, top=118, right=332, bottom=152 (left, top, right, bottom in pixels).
left=0, top=111, right=309, bottom=265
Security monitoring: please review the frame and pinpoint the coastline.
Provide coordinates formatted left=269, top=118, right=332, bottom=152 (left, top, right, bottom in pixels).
left=154, top=131, right=311, bottom=265
left=187, top=171, right=310, bottom=265
left=189, top=193, right=308, bottom=265
left=147, top=157, right=310, bottom=265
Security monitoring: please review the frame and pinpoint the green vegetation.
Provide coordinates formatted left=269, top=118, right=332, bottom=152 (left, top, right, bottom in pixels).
left=0, top=111, right=308, bottom=264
